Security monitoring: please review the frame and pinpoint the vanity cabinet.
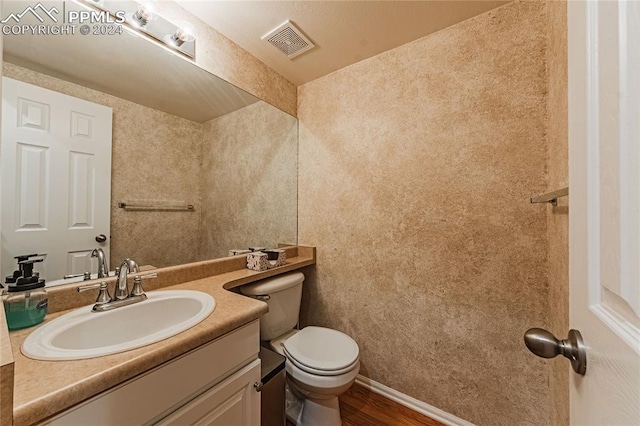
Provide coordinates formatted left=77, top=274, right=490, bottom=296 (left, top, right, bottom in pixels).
left=156, top=360, right=260, bottom=425
left=42, top=321, right=260, bottom=426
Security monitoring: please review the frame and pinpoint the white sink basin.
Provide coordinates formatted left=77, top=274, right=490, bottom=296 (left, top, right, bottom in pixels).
left=22, top=290, right=216, bottom=361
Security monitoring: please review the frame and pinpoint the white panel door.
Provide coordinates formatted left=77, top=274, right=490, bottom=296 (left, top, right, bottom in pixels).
left=1, top=77, right=112, bottom=282
left=568, top=0, right=640, bottom=424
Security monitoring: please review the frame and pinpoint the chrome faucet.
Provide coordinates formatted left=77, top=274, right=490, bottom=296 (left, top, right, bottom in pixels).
left=78, top=256, right=156, bottom=312
left=91, top=248, right=109, bottom=279
left=115, top=258, right=139, bottom=300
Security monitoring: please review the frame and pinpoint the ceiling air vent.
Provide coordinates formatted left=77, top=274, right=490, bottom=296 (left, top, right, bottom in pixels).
left=262, top=20, right=315, bottom=59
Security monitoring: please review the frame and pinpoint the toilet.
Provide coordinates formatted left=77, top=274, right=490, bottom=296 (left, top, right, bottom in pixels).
left=240, top=272, right=359, bottom=426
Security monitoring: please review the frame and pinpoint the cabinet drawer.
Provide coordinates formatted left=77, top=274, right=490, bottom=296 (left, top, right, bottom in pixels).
left=43, top=320, right=260, bottom=426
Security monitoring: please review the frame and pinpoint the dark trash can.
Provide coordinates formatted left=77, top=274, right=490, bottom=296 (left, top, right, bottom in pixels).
left=259, top=346, right=286, bottom=426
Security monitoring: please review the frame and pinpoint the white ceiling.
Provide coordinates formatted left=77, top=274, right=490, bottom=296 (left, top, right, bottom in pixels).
left=176, top=1, right=510, bottom=86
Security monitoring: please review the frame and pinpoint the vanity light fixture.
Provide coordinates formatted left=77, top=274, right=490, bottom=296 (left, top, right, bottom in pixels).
left=78, top=0, right=196, bottom=59
left=165, top=21, right=196, bottom=47
left=128, top=4, right=154, bottom=28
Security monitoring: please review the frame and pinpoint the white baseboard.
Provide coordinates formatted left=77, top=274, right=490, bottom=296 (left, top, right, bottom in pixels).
left=354, top=375, right=475, bottom=426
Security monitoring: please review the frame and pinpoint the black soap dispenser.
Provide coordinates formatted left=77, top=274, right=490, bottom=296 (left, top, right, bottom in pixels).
left=3, top=253, right=40, bottom=288
left=3, top=256, right=48, bottom=331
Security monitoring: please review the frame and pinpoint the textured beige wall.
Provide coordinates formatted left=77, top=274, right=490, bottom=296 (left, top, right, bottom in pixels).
left=109, top=104, right=203, bottom=268
left=297, top=2, right=551, bottom=425
left=152, top=1, right=297, bottom=117
left=546, top=1, right=570, bottom=425
left=3, top=63, right=203, bottom=270
left=0, top=24, right=10, bottom=426
left=200, top=102, right=298, bottom=258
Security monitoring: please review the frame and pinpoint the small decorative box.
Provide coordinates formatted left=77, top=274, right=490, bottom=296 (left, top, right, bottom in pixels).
left=246, top=252, right=270, bottom=271
left=246, top=249, right=287, bottom=271
left=263, top=249, right=287, bottom=267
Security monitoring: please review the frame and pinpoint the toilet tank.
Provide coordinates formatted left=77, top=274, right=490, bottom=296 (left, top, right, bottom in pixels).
left=240, top=272, right=304, bottom=341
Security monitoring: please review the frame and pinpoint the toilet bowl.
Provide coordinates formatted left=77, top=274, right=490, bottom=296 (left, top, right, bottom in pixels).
left=240, top=273, right=359, bottom=426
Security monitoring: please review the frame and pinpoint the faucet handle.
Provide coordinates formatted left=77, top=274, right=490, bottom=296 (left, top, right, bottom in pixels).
left=130, top=273, right=157, bottom=297
left=78, top=281, right=111, bottom=306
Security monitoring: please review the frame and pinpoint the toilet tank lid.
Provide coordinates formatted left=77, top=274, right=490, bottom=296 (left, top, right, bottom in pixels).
left=240, top=272, right=305, bottom=296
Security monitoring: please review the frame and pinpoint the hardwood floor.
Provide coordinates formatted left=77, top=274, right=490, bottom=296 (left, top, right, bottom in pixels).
left=285, top=383, right=443, bottom=426
left=339, top=383, right=444, bottom=426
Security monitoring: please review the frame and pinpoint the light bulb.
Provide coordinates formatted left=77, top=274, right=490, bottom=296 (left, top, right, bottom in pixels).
left=167, top=21, right=196, bottom=47
left=127, top=3, right=154, bottom=28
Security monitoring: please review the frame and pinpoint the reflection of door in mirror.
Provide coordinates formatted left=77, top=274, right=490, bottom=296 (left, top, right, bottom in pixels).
left=1, top=77, right=112, bottom=283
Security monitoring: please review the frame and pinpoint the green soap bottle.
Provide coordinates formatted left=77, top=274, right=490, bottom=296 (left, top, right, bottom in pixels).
left=3, top=256, right=48, bottom=331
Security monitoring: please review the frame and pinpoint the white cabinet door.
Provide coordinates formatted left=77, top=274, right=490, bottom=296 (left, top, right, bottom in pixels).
left=42, top=321, right=260, bottom=426
left=1, top=77, right=112, bottom=282
left=568, top=0, right=640, bottom=424
left=156, top=359, right=261, bottom=426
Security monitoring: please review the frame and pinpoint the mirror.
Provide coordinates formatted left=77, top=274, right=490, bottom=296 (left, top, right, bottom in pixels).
left=1, top=1, right=298, bottom=285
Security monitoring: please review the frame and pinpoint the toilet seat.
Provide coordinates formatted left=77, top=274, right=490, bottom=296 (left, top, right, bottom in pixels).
left=284, top=346, right=359, bottom=376
left=282, top=326, right=359, bottom=376
left=286, top=358, right=361, bottom=392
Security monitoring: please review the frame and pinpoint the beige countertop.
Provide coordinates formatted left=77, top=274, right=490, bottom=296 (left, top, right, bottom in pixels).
left=1, top=246, right=315, bottom=426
